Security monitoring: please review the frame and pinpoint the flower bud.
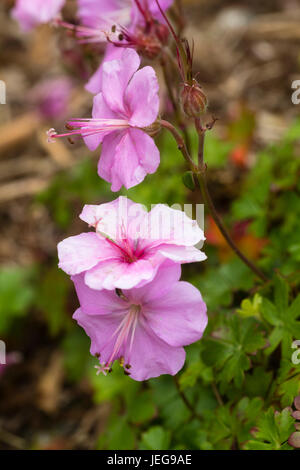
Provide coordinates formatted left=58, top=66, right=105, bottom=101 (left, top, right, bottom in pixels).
left=180, top=80, right=208, bottom=118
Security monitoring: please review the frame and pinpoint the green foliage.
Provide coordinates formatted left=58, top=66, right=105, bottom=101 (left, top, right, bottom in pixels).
left=4, top=119, right=300, bottom=450
left=237, top=293, right=262, bottom=319
left=0, top=266, right=35, bottom=334
left=36, top=267, right=72, bottom=336
left=244, top=408, right=295, bottom=450
left=202, top=316, right=266, bottom=388
left=260, top=277, right=300, bottom=356
left=140, top=426, right=171, bottom=450
left=62, top=327, right=90, bottom=381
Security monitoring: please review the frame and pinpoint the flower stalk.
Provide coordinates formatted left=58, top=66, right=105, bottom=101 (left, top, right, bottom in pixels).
left=161, top=117, right=268, bottom=283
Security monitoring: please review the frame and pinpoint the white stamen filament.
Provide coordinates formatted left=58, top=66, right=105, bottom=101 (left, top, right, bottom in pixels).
left=105, top=304, right=141, bottom=371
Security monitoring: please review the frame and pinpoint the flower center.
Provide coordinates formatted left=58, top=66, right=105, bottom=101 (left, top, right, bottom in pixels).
left=47, top=118, right=130, bottom=143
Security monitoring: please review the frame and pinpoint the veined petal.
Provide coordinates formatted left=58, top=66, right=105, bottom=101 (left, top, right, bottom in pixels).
left=78, top=0, right=132, bottom=30
left=85, top=45, right=124, bottom=95
left=145, top=281, right=208, bottom=347
left=147, top=204, right=205, bottom=246
left=73, top=308, right=126, bottom=363
left=126, top=261, right=181, bottom=304
left=57, top=232, right=117, bottom=275
left=126, top=66, right=159, bottom=127
left=124, top=322, right=186, bottom=381
left=97, top=130, right=124, bottom=190
left=158, top=244, right=207, bottom=263
left=12, top=0, right=65, bottom=31
left=79, top=196, right=147, bottom=241
left=84, top=257, right=156, bottom=290
left=102, top=48, right=140, bottom=115
left=99, top=129, right=160, bottom=191
left=72, top=273, right=126, bottom=315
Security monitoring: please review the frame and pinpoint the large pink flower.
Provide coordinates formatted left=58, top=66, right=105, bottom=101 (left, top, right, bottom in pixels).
left=72, top=262, right=208, bottom=381
left=58, top=196, right=206, bottom=291
left=76, top=0, right=173, bottom=94
left=11, top=0, right=65, bottom=31
left=50, top=49, right=161, bottom=191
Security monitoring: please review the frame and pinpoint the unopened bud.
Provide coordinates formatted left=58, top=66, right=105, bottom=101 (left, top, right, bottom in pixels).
left=180, top=80, right=208, bottom=118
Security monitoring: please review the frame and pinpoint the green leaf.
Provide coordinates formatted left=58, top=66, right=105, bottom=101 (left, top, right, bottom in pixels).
left=36, top=267, right=72, bottom=336
left=244, top=367, right=273, bottom=398
left=0, top=266, right=35, bottom=334
left=237, top=294, right=262, bottom=319
left=261, top=298, right=280, bottom=326
left=179, top=360, right=213, bottom=389
left=261, top=283, right=300, bottom=357
left=203, top=317, right=266, bottom=388
left=141, top=426, right=171, bottom=450
left=274, top=276, right=289, bottom=314
left=97, top=416, right=136, bottom=450
left=243, top=408, right=295, bottom=450
left=89, top=361, right=140, bottom=404
left=127, top=390, right=156, bottom=424
left=62, top=328, right=90, bottom=381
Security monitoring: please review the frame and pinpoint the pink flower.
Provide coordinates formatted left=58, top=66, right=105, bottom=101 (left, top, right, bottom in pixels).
left=75, top=1, right=173, bottom=94
left=11, top=0, right=65, bottom=31
left=49, top=49, right=161, bottom=191
left=72, top=262, right=208, bottom=381
left=58, top=196, right=206, bottom=291
left=29, top=77, right=73, bottom=120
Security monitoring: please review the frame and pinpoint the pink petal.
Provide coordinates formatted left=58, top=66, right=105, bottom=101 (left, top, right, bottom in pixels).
left=130, top=0, right=173, bottom=26
left=72, top=273, right=126, bottom=315
left=126, top=66, right=159, bottom=127
left=57, top=232, right=117, bottom=275
left=73, top=308, right=125, bottom=363
left=85, top=64, right=103, bottom=95
left=147, top=204, right=205, bottom=246
left=79, top=196, right=147, bottom=241
left=126, top=261, right=181, bottom=304
left=102, top=48, right=140, bottom=115
left=12, top=0, right=65, bottom=31
left=99, top=129, right=160, bottom=191
left=85, top=45, right=124, bottom=95
left=97, top=130, right=124, bottom=190
left=124, top=322, right=186, bottom=381
left=145, top=281, right=208, bottom=347
left=78, top=0, right=132, bottom=30
left=158, top=244, right=207, bottom=263
left=84, top=258, right=156, bottom=290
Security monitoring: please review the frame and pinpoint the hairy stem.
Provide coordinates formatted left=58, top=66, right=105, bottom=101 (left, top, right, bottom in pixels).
left=211, top=381, right=224, bottom=407
left=194, top=117, right=204, bottom=168
left=160, top=119, right=197, bottom=171
left=196, top=172, right=268, bottom=282
left=160, top=52, right=192, bottom=153
left=173, top=376, right=202, bottom=421
left=161, top=118, right=268, bottom=282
